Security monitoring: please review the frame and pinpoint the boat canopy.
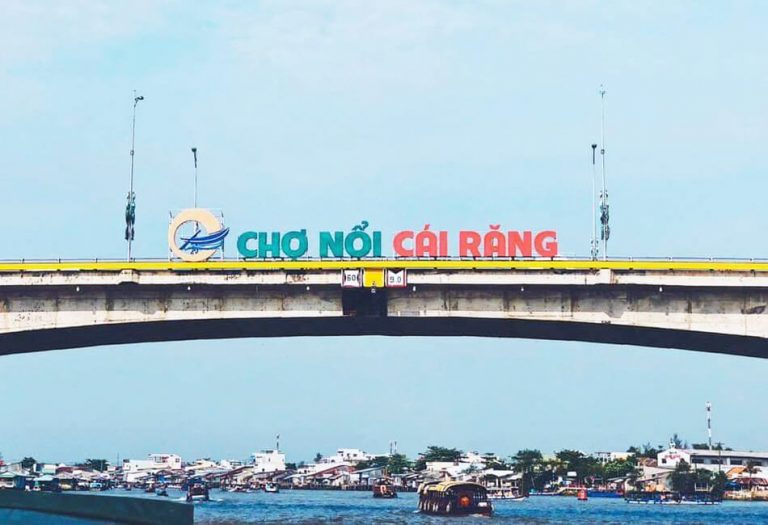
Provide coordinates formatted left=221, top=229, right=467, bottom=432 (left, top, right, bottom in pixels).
left=423, top=481, right=487, bottom=494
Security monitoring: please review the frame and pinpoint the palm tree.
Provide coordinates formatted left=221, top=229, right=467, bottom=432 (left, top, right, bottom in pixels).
left=745, top=460, right=759, bottom=493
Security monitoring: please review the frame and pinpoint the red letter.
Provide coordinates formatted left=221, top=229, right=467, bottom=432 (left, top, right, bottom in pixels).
left=535, top=231, right=558, bottom=257
left=438, top=231, right=448, bottom=257
left=459, top=231, right=482, bottom=257
left=508, top=231, right=532, bottom=257
left=393, top=231, right=414, bottom=257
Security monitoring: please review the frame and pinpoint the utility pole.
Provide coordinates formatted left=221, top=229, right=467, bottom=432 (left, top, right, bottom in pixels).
left=599, top=85, right=610, bottom=260
left=591, top=144, right=599, bottom=260
left=706, top=402, right=713, bottom=450
left=191, top=147, right=198, bottom=208
left=126, top=91, right=144, bottom=261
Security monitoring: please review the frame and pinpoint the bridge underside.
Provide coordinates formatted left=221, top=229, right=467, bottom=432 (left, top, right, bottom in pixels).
left=1, top=317, right=765, bottom=359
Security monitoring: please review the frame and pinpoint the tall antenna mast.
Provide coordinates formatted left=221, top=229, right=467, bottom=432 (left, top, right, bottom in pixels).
left=706, top=401, right=712, bottom=450
left=276, top=433, right=280, bottom=452
left=599, top=85, right=610, bottom=260
left=591, top=144, right=598, bottom=260
left=126, top=90, right=144, bottom=261
left=191, top=147, right=198, bottom=208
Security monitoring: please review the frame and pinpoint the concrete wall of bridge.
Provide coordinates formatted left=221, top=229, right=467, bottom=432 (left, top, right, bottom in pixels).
left=1, top=268, right=768, bottom=358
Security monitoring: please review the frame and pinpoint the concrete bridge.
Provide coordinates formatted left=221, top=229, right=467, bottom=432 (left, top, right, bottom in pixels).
left=2, top=259, right=768, bottom=358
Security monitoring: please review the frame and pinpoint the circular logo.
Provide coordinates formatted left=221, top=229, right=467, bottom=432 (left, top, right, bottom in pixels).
left=168, top=208, right=229, bottom=262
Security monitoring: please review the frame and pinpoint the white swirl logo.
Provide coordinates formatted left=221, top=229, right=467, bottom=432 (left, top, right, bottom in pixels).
left=168, top=209, right=229, bottom=262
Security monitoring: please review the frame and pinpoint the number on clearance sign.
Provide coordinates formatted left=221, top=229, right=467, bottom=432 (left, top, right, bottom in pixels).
left=341, top=269, right=362, bottom=288
left=386, top=269, right=407, bottom=288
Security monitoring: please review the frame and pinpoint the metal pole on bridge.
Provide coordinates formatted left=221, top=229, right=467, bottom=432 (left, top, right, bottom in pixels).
left=191, top=147, right=198, bottom=209
left=126, top=91, right=144, bottom=261
left=599, top=85, right=610, bottom=260
left=591, top=144, right=598, bottom=260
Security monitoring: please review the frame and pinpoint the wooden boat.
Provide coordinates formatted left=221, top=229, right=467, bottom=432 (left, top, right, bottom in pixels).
left=186, top=480, right=210, bottom=502
left=264, top=482, right=280, bottom=493
left=372, top=479, right=397, bottom=498
left=487, top=487, right=526, bottom=501
left=418, top=481, right=493, bottom=516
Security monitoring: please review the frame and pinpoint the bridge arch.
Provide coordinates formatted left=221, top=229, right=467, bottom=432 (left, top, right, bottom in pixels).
left=1, top=316, right=765, bottom=359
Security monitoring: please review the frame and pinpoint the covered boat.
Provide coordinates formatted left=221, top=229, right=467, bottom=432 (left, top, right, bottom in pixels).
left=372, top=479, right=397, bottom=498
left=185, top=479, right=210, bottom=502
left=418, top=481, right=493, bottom=516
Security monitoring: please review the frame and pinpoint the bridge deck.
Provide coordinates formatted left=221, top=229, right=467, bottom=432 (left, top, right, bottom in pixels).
left=1, top=258, right=768, bottom=272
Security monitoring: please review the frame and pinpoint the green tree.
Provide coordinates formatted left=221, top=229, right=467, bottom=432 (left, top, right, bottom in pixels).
left=695, top=468, right=714, bottom=490
left=414, top=446, right=462, bottom=471
left=670, top=433, right=687, bottom=449
left=627, top=443, right=663, bottom=459
left=84, top=459, right=108, bottom=472
left=21, top=457, right=36, bottom=470
left=482, top=453, right=509, bottom=470
left=711, top=471, right=728, bottom=497
left=386, top=454, right=411, bottom=474
left=602, top=458, right=637, bottom=480
left=554, top=450, right=601, bottom=483
left=670, top=460, right=695, bottom=494
left=355, top=456, right=389, bottom=470
left=512, top=449, right=544, bottom=495
left=314, top=453, right=323, bottom=464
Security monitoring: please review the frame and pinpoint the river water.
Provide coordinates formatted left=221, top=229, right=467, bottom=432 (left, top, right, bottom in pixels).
left=4, top=489, right=768, bottom=524
left=190, top=489, right=768, bottom=524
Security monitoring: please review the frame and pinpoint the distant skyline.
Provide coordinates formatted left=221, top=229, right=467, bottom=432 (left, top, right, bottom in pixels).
left=1, top=1, right=767, bottom=463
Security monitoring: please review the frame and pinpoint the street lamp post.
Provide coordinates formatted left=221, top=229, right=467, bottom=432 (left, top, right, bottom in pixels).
left=598, top=85, right=610, bottom=260
left=191, top=147, right=198, bottom=208
left=126, top=91, right=144, bottom=261
left=591, top=144, right=598, bottom=260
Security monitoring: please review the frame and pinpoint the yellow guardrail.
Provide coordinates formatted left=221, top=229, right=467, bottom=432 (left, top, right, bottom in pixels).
left=0, top=259, right=767, bottom=272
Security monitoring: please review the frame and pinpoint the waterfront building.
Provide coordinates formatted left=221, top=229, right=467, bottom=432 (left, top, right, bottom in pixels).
left=289, top=464, right=353, bottom=487
left=220, top=459, right=245, bottom=470
left=122, top=453, right=182, bottom=481
left=318, top=448, right=375, bottom=465
left=35, top=463, right=59, bottom=476
left=0, top=472, right=26, bottom=490
left=482, top=469, right=521, bottom=489
left=185, top=458, right=229, bottom=478
left=252, top=449, right=286, bottom=473
left=593, top=451, right=632, bottom=463
left=425, top=452, right=487, bottom=480
left=657, top=447, right=768, bottom=472
left=350, top=466, right=386, bottom=486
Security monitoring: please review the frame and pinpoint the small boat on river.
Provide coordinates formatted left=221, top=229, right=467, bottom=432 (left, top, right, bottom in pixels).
left=185, top=479, right=210, bottom=502
left=487, top=487, right=525, bottom=501
left=418, top=481, right=493, bottom=516
left=625, top=491, right=721, bottom=505
left=264, top=482, right=280, bottom=493
left=372, top=479, right=397, bottom=498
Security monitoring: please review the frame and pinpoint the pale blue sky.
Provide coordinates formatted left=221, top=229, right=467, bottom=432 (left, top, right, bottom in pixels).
left=1, top=1, right=767, bottom=464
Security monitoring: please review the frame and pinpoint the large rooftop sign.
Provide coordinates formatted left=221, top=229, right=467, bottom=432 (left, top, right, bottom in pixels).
left=168, top=209, right=558, bottom=262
